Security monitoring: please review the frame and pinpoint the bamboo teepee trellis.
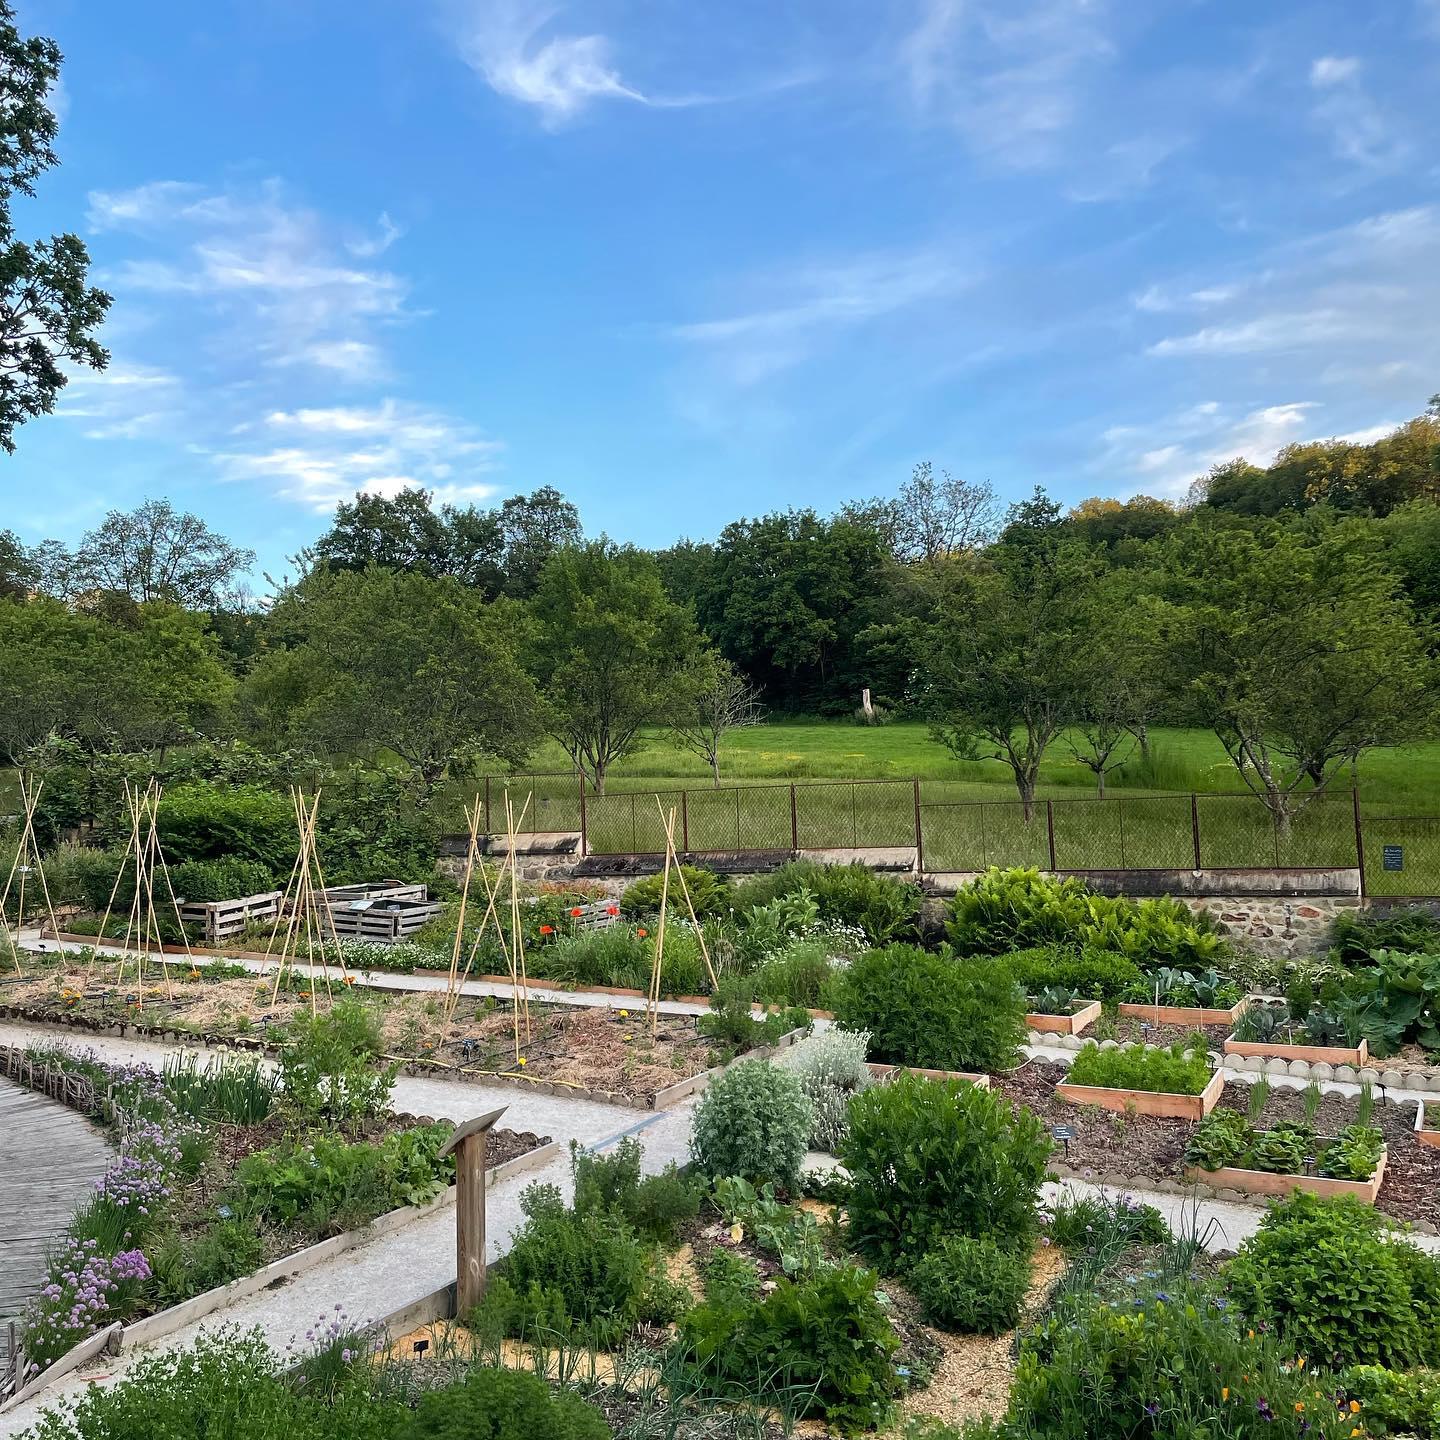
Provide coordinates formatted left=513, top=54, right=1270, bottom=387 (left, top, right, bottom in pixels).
left=645, top=796, right=721, bottom=1034
left=0, top=772, right=62, bottom=976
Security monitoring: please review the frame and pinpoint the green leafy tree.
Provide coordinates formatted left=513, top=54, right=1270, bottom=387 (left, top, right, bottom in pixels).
left=245, top=568, right=538, bottom=792
left=530, top=542, right=703, bottom=792
left=0, top=1, right=111, bottom=452
left=1139, top=518, right=1437, bottom=832
left=69, top=499, right=254, bottom=608
left=924, top=538, right=1102, bottom=818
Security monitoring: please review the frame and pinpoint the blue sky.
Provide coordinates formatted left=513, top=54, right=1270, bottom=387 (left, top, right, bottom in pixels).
left=6, top=0, right=1440, bottom=582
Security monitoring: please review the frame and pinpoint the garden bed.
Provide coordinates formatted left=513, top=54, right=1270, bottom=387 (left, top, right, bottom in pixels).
left=866, top=1061, right=992, bottom=1090
left=1024, top=999, right=1101, bottom=1036
left=1118, top=997, right=1250, bottom=1028
left=1417, top=1100, right=1440, bottom=1151
left=1056, top=1068, right=1223, bottom=1120
left=994, top=1062, right=1440, bottom=1228
left=0, top=959, right=780, bottom=1107
left=1184, top=1149, right=1386, bottom=1203
left=1223, top=1035, right=1369, bottom=1067
left=1088, top=1017, right=1232, bottom=1051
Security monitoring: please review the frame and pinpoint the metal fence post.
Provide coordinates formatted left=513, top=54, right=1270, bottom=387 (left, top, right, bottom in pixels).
left=1046, top=800, right=1057, bottom=870
left=578, top=780, right=587, bottom=857
left=681, top=789, right=689, bottom=854
left=790, top=784, right=799, bottom=852
left=912, top=780, right=923, bottom=870
left=483, top=775, right=492, bottom=835
left=1352, top=788, right=1367, bottom=898
left=1190, top=793, right=1201, bottom=870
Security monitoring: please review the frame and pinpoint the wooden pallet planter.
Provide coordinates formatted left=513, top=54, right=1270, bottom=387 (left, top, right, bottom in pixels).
left=1119, top=996, right=1251, bottom=1028
left=1223, top=1035, right=1369, bottom=1067
left=177, top=890, right=283, bottom=943
left=1185, top=1147, right=1386, bottom=1204
left=326, top=898, right=444, bottom=942
left=1057, top=1068, right=1224, bottom=1121
left=320, top=880, right=429, bottom=905
left=866, top=1062, right=992, bottom=1090
left=1026, top=999, right=1102, bottom=1036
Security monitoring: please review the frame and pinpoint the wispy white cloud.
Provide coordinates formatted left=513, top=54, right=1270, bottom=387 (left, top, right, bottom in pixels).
left=670, top=248, right=975, bottom=385
left=1307, top=53, right=1406, bottom=169
left=52, top=363, right=184, bottom=440
left=901, top=0, right=1114, bottom=168
left=346, top=212, right=403, bottom=259
left=212, top=401, right=504, bottom=512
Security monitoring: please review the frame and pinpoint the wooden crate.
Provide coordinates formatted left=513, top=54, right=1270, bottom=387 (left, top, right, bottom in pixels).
left=177, top=891, right=283, bottom=943
left=325, top=897, right=444, bottom=943
left=319, top=880, right=429, bottom=905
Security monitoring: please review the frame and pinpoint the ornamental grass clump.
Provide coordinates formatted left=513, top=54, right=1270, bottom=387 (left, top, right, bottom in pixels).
left=1066, top=1039, right=1212, bottom=1095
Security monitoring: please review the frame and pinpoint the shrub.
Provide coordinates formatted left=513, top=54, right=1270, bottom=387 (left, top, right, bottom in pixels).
left=696, top=976, right=810, bottom=1053
left=276, top=1000, right=396, bottom=1121
left=169, top=856, right=275, bottom=903
left=972, top=1285, right=1366, bottom=1439
left=571, top=1137, right=701, bottom=1245
left=21, top=1327, right=408, bottom=1440
left=841, top=1072, right=1050, bottom=1269
left=677, top=1263, right=901, bottom=1434
left=155, top=783, right=296, bottom=871
left=690, top=1060, right=812, bottom=1190
left=39, top=842, right=130, bottom=912
left=909, top=1234, right=1029, bottom=1335
left=621, top=865, right=732, bottom=919
left=791, top=1027, right=872, bottom=1151
left=397, top=1363, right=612, bottom=1440
left=734, top=860, right=920, bottom=944
left=1224, top=1191, right=1440, bottom=1369
left=1338, top=1365, right=1440, bottom=1438
left=997, top=944, right=1143, bottom=1001
left=750, top=938, right=834, bottom=1008
left=474, top=1183, right=681, bottom=1347
left=700, top=1247, right=762, bottom=1305
left=1045, top=1192, right=1168, bottom=1252
left=948, top=866, right=1226, bottom=969
left=830, top=945, right=1027, bottom=1074
left=1066, top=1039, right=1212, bottom=1095
left=541, top=926, right=650, bottom=990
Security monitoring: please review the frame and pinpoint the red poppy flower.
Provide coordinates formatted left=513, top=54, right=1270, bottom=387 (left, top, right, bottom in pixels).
left=637, top=927, right=648, bottom=938
left=539, top=924, right=554, bottom=935
left=606, top=905, right=619, bottom=916
left=570, top=907, right=583, bottom=917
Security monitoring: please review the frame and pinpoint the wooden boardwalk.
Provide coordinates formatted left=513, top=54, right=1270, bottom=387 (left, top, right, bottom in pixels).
left=0, top=1078, right=113, bottom=1358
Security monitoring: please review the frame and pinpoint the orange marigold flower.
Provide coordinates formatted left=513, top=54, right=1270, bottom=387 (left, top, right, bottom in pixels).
left=637, top=927, right=648, bottom=938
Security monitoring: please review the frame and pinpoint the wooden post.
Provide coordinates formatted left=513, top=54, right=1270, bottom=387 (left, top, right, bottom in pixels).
left=1352, top=788, right=1366, bottom=899
left=1190, top=793, right=1202, bottom=871
left=439, top=1106, right=508, bottom=1316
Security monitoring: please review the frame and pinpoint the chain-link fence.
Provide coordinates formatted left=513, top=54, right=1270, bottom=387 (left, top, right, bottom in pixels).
left=446, top=772, right=1440, bottom=891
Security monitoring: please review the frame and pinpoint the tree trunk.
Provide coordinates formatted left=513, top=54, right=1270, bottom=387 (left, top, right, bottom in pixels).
left=1016, top=770, right=1037, bottom=824
left=590, top=762, right=606, bottom=796
left=1136, top=723, right=1150, bottom=762
left=710, top=753, right=721, bottom=787
left=1097, top=769, right=1106, bottom=799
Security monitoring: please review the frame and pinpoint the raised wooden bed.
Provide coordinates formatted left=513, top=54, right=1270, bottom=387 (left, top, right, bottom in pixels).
left=177, top=890, right=283, bottom=943
left=1120, top=996, right=1250, bottom=1028
left=866, top=1062, right=991, bottom=1091
left=320, top=880, right=429, bottom=906
left=1027, top=999, right=1102, bottom=1036
left=1223, top=1035, right=1369, bottom=1067
left=1416, top=1100, right=1440, bottom=1152
left=1185, top=1147, right=1386, bottom=1203
left=1056, top=1067, right=1224, bottom=1120
left=327, top=897, right=444, bottom=942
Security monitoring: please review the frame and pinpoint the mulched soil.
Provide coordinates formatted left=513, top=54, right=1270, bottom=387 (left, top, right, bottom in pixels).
left=993, top=1060, right=1440, bottom=1228
left=1097, top=1018, right=1233, bottom=1050
left=4, top=960, right=731, bottom=1104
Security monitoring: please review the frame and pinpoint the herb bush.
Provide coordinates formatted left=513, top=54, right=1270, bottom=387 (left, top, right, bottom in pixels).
left=962, top=1284, right=1366, bottom=1440
left=539, top=926, right=651, bottom=990
left=791, top=1027, right=872, bottom=1151
left=397, top=1363, right=612, bottom=1440
left=829, top=944, right=1027, bottom=1074
left=1066, top=1039, right=1212, bottom=1095
left=1224, top=1191, right=1440, bottom=1370
left=734, top=860, right=921, bottom=944
left=841, top=1072, right=1051, bottom=1269
left=998, top=943, right=1143, bottom=1000
left=948, top=867, right=1226, bottom=969
left=571, top=1136, right=701, bottom=1245
left=620, top=864, right=732, bottom=919
left=276, top=1000, right=397, bottom=1121
left=695, top=976, right=810, bottom=1053
left=910, top=1234, right=1030, bottom=1335
left=1339, top=1365, right=1440, bottom=1438
left=473, top=1181, right=683, bottom=1348
left=690, top=1059, right=813, bottom=1190
left=677, top=1263, right=901, bottom=1434
left=700, top=1247, right=762, bottom=1305
left=22, top=1327, right=409, bottom=1440
left=1331, top=904, right=1440, bottom=964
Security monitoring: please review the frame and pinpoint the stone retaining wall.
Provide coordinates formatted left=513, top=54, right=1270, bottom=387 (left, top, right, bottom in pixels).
left=1179, top=895, right=1361, bottom=960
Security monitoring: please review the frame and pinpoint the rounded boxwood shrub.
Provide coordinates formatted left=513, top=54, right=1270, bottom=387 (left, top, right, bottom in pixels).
left=909, top=1234, right=1030, bottom=1335
left=1224, top=1191, right=1440, bottom=1370
left=829, top=944, right=1027, bottom=1074
left=398, top=1363, right=611, bottom=1440
left=840, top=1071, right=1050, bottom=1270
left=690, top=1060, right=812, bottom=1190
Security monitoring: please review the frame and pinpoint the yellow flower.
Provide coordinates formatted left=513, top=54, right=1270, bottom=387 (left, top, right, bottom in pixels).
left=1350, top=1400, right=1361, bottom=1412
left=1351, top=1430, right=1362, bottom=1438
left=1294, top=1402, right=1304, bottom=1413
left=618, top=1009, right=629, bottom=1018
left=1221, top=1388, right=1229, bottom=1401
left=517, top=1056, right=527, bottom=1066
